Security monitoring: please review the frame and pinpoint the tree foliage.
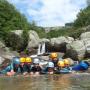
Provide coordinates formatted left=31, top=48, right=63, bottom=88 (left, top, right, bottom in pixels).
left=0, top=0, right=30, bottom=38
left=73, top=6, right=90, bottom=28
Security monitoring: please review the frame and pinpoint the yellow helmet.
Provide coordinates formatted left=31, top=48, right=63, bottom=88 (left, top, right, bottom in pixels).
left=25, top=57, right=32, bottom=63
left=20, top=57, right=26, bottom=63
left=57, top=61, right=65, bottom=67
left=50, top=52, right=58, bottom=59
left=64, top=59, right=70, bottom=65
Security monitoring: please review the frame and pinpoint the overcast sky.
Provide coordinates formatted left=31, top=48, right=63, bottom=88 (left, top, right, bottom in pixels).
left=7, top=0, right=87, bottom=27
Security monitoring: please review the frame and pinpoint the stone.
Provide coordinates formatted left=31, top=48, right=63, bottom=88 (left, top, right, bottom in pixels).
left=28, top=30, right=40, bottom=48
left=66, top=40, right=86, bottom=60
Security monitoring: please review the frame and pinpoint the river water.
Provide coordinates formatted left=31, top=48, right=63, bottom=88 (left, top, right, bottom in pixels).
left=0, top=73, right=90, bottom=90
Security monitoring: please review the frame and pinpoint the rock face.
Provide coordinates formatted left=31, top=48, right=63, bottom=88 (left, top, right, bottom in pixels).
left=11, top=30, right=23, bottom=37
left=28, top=30, right=40, bottom=48
left=80, top=32, right=90, bottom=40
left=80, top=32, right=90, bottom=56
left=0, top=41, right=19, bottom=65
left=66, top=40, right=86, bottom=60
left=48, top=36, right=74, bottom=52
left=83, top=39, right=90, bottom=56
left=40, top=38, right=50, bottom=43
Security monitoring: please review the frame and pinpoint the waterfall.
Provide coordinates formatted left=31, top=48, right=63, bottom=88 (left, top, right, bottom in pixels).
left=41, top=42, right=46, bottom=54
left=37, top=42, right=46, bottom=55
left=37, top=43, right=41, bottom=55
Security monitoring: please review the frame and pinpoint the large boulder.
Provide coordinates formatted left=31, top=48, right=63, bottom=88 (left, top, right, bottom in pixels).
left=49, top=36, right=74, bottom=52
left=40, top=38, right=50, bottom=43
left=11, top=30, right=23, bottom=37
left=5, top=30, right=24, bottom=51
left=66, top=40, right=86, bottom=60
left=28, top=30, right=40, bottom=48
left=82, top=39, right=90, bottom=56
left=80, top=32, right=90, bottom=40
left=0, top=41, right=19, bottom=65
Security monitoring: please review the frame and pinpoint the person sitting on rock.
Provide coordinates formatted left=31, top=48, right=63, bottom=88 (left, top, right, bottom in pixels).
left=0, top=57, right=20, bottom=76
left=30, top=58, right=42, bottom=76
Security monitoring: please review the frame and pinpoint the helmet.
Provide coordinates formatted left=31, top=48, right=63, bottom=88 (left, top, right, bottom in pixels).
left=47, top=62, right=54, bottom=68
left=26, top=57, right=32, bottom=63
left=33, top=58, right=40, bottom=64
left=20, top=57, right=26, bottom=63
left=57, top=61, right=64, bottom=67
left=50, top=53, right=58, bottom=59
left=13, top=57, right=20, bottom=65
left=64, top=59, right=70, bottom=65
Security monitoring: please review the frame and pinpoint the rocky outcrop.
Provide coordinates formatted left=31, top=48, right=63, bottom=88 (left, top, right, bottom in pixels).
left=80, top=32, right=90, bottom=40
left=48, top=36, right=74, bottom=52
left=0, top=41, right=19, bottom=65
left=27, top=30, right=40, bottom=48
left=66, top=40, right=86, bottom=60
left=11, top=30, right=23, bottom=37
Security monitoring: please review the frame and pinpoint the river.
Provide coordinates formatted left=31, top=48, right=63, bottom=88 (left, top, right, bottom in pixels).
left=0, top=73, right=90, bottom=90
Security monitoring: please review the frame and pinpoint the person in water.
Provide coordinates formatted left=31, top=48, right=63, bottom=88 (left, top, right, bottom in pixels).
left=72, top=60, right=90, bottom=71
left=45, top=61, right=54, bottom=74
left=50, top=52, right=59, bottom=71
left=57, top=60, right=72, bottom=74
left=30, top=58, right=42, bottom=75
left=0, top=57, right=20, bottom=76
left=25, top=57, right=32, bottom=74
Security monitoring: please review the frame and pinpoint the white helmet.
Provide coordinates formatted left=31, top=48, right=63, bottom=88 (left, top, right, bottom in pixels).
left=33, top=58, right=40, bottom=64
left=47, top=62, right=54, bottom=68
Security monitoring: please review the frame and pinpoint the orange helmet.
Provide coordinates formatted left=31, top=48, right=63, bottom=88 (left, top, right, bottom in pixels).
left=63, top=59, right=70, bottom=65
left=57, top=61, right=65, bottom=67
left=50, top=52, right=58, bottom=59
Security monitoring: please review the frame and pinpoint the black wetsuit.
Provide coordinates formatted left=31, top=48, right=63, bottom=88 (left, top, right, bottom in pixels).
left=31, top=66, right=42, bottom=73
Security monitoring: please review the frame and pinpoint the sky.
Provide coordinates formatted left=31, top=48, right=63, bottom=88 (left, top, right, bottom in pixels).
left=7, top=0, right=87, bottom=27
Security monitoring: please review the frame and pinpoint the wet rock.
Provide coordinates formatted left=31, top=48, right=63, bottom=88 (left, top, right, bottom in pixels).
left=39, top=56, right=49, bottom=61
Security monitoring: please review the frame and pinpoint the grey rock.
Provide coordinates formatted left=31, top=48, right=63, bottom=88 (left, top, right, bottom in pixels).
left=66, top=40, right=86, bottom=60
left=28, top=30, right=40, bottom=48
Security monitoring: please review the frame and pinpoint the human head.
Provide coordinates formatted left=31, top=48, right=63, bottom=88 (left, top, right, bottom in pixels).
left=50, top=52, right=58, bottom=59
left=57, top=61, right=65, bottom=68
left=13, top=57, right=20, bottom=67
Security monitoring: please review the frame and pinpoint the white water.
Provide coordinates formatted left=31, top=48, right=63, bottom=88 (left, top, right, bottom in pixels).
left=37, top=42, right=46, bottom=55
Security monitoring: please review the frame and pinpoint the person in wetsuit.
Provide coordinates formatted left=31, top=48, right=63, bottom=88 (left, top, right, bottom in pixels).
left=30, top=58, right=42, bottom=75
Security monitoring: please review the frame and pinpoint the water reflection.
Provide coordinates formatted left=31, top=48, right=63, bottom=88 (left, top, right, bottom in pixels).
left=0, top=74, right=90, bottom=90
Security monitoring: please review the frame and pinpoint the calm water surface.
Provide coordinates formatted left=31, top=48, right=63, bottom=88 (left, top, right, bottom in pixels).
left=0, top=73, right=90, bottom=90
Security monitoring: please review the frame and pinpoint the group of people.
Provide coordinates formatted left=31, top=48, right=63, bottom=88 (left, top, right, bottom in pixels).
left=0, top=52, right=89, bottom=76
